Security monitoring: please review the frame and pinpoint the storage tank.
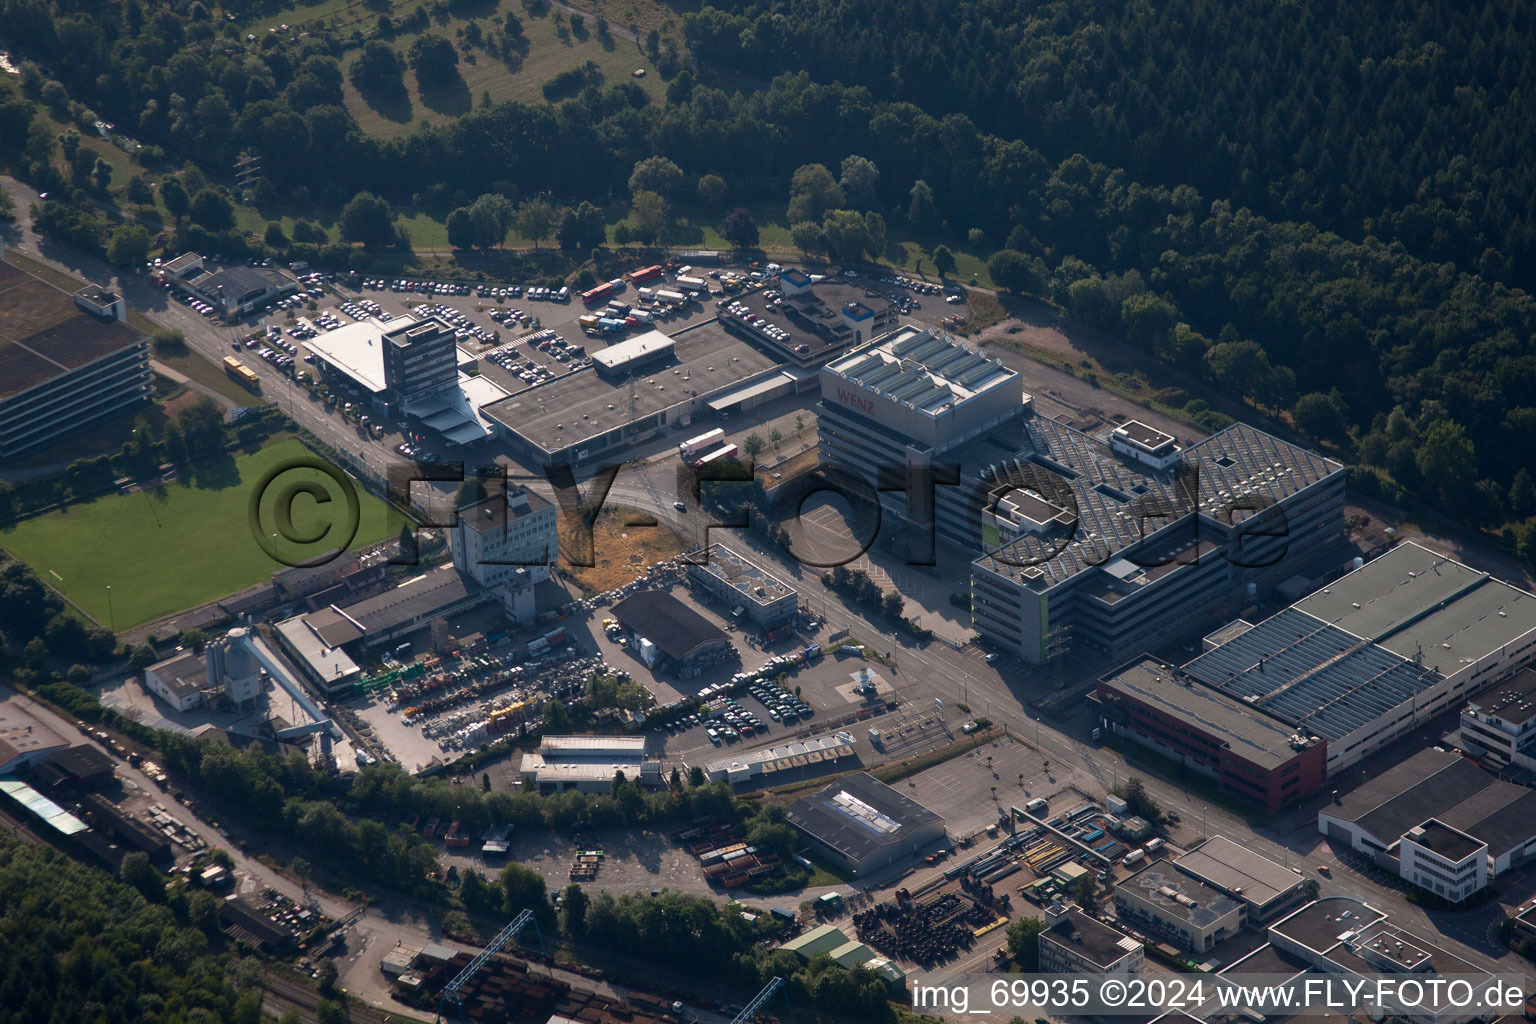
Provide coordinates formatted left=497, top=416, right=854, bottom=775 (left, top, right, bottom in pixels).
left=208, top=629, right=263, bottom=705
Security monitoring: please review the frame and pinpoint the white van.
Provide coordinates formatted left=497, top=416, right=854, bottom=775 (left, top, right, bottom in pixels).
left=1025, top=798, right=1048, bottom=815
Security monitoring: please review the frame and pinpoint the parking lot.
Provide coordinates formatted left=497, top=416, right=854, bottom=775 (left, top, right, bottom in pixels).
left=901, top=735, right=1088, bottom=844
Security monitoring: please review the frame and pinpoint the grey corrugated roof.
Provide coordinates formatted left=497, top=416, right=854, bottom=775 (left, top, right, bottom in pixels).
left=1182, top=608, right=1443, bottom=740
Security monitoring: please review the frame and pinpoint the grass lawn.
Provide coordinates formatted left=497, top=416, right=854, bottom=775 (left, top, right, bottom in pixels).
left=343, top=2, right=665, bottom=139
left=0, top=439, right=397, bottom=629
left=151, top=341, right=265, bottom=408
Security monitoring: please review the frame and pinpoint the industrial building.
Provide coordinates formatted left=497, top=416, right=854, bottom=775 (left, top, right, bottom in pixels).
left=1458, top=667, right=1536, bottom=774
left=818, top=326, right=1028, bottom=533
left=1037, top=904, right=1144, bottom=976
left=610, top=590, right=734, bottom=672
left=0, top=260, right=151, bottom=458
left=144, top=649, right=212, bottom=712
left=1173, top=836, right=1308, bottom=922
left=519, top=735, right=661, bottom=794
left=483, top=320, right=791, bottom=467
left=1318, top=747, right=1536, bottom=900
left=278, top=565, right=491, bottom=678
left=701, top=731, right=857, bottom=785
left=1113, top=862, right=1244, bottom=952
left=1181, top=542, right=1536, bottom=773
left=144, top=629, right=278, bottom=712
left=303, top=314, right=507, bottom=443
left=686, top=544, right=799, bottom=629
left=1267, top=897, right=1495, bottom=1024
left=273, top=607, right=365, bottom=695
left=158, top=253, right=298, bottom=317
left=971, top=420, right=1346, bottom=665
left=449, top=487, right=558, bottom=622
left=784, top=771, right=945, bottom=877
left=1096, top=658, right=1327, bottom=811
left=0, top=700, right=69, bottom=774
left=777, top=924, right=905, bottom=987
left=1096, top=542, right=1536, bottom=805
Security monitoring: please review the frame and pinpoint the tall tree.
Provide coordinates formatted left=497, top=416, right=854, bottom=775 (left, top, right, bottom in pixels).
left=339, top=191, right=396, bottom=248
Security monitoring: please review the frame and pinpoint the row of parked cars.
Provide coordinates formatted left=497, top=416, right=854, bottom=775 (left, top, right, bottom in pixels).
left=339, top=298, right=386, bottom=321
left=748, top=678, right=813, bottom=725
left=409, top=303, right=497, bottom=345
left=881, top=274, right=945, bottom=296
left=175, top=291, right=222, bottom=317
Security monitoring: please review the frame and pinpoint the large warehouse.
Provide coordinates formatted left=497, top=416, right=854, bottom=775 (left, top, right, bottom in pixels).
left=0, top=262, right=151, bottom=458
left=483, top=320, right=793, bottom=467
left=1096, top=657, right=1327, bottom=811
left=1096, top=542, right=1536, bottom=803
left=972, top=419, right=1347, bottom=664
left=785, top=771, right=945, bottom=877
left=1181, top=541, right=1536, bottom=773
left=1173, top=836, right=1309, bottom=923
left=1318, top=747, right=1536, bottom=901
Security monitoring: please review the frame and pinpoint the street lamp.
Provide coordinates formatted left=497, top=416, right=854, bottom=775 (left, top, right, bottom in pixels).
left=106, top=585, right=114, bottom=634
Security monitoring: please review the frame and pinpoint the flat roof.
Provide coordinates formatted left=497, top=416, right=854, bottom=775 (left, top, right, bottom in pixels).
left=273, top=612, right=361, bottom=687
left=977, top=419, right=1341, bottom=586
left=1269, top=897, right=1385, bottom=954
left=690, top=544, right=797, bottom=608
left=1099, top=658, right=1307, bottom=770
left=190, top=265, right=291, bottom=300
left=303, top=315, right=413, bottom=393
left=483, top=321, right=778, bottom=455
left=1117, top=863, right=1243, bottom=927
left=1115, top=419, right=1178, bottom=451
left=1290, top=542, right=1536, bottom=671
left=824, top=326, right=1018, bottom=414
left=1468, top=667, right=1536, bottom=726
left=1408, top=819, right=1484, bottom=862
left=611, top=590, right=728, bottom=662
left=343, top=564, right=481, bottom=634
left=147, top=649, right=207, bottom=696
left=457, top=488, right=554, bottom=535
left=539, top=735, right=647, bottom=759
left=1175, top=835, right=1304, bottom=909
left=589, top=329, right=675, bottom=372
left=1043, top=908, right=1142, bottom=968
left=785, top=771, right=942, bottom=865
left=0, top=699, right=69, bottom=770
left=0, top=260, right=145, bottom=401
left=704, top=731, right=856, bottom=777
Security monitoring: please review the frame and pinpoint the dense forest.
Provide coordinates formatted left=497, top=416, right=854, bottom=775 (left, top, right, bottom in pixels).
left=3, top=0, right=1536, bottom=551
left=683, top=0, right=1536, bottom=294
left=0, top=838, right=264, bottom=1024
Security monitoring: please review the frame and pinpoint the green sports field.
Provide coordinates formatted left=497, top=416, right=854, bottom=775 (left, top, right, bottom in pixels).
left=0, top=439, right=399, bottom=630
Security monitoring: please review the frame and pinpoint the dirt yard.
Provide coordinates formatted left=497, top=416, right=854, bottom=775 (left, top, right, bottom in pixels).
left=560, top=505, right=687, bottom=594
